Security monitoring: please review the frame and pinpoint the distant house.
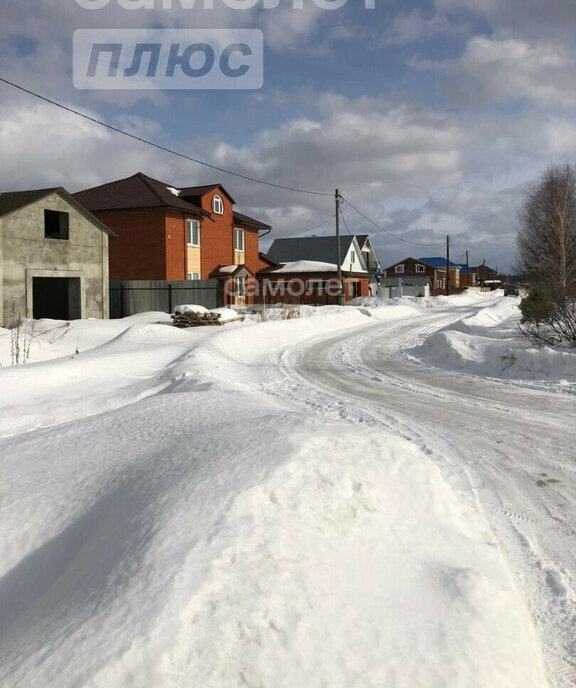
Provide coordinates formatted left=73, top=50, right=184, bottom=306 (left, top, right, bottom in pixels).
left=383, top=257, right=441, bottom=291
left=416, top=257, right=461, bottom=289
left=472, top=264, right=500, bottom=287
left=264, top=235, right=380, bottom=301
left=0, top=187, right=114, bottom=325
left=455, top=264, right=476, bottom=288
left=74, top=172, right=273, bottom=306
left=381, top=257, right=466, bottom=294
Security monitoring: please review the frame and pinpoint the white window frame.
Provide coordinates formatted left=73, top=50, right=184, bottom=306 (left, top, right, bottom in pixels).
left=235, top=276, right=245, bottom=298
left=187, top=272, right=200, bottom=281
left=186, top=218, right=200, bottom=247
left=415, top=264, right=425, bottom=273
left=350, top=250, right=356, bottom=264
left=212, top=194, right=224, bottom=215
left=395, top=264, right=405, bottom=274
left=234, top=228, right=245, bottom=252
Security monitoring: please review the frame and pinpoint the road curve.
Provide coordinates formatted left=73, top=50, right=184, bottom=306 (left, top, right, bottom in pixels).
left=280, top=301, right=576, bottom=688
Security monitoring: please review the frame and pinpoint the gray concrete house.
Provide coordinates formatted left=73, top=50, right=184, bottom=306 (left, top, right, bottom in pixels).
left=0, top=187, right=115, bottom=326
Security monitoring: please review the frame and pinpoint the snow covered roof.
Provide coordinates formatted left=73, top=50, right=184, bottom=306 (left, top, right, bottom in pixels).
left=264, top=260, right=339, bottom=274
left=209, top=264, right=253, bottom=279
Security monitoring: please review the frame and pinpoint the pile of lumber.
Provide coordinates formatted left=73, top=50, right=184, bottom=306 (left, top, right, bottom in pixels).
left=171, top=311, right=224, bottom=328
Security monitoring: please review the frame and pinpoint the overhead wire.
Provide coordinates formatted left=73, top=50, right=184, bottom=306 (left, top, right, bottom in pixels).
left=339, top=208, right=353, bottom=235
left=1, top=76, right=469, bottom=253
left=0, top=76, right=333, bottom=198
left=305, top=214, right=337, bottom=234
left=341, top=196, right=446, bottom=249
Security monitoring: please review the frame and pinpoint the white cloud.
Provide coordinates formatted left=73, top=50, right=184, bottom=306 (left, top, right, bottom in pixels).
left=541, top=117, right=576, bottom=158
left=261, top=4, right=325, bottom=50
left=434, top=0, right=576, bottom=42
left=0, top=100, right=196, bottom=191
left=383, top=8, right=468, bottom=45
left=210, top=99, right=467, bottom=202
left=411, top=36, right=576, bottom=108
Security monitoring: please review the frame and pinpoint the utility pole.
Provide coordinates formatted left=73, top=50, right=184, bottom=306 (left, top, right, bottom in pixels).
left=335, top=189, right=343, bottom=305
left=446, top=234, right=450, bottom=296
left=465, top=250, right=469, bottom=271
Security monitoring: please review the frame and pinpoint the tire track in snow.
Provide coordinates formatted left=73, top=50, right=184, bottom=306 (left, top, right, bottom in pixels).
left=266, top=301, right=576, bottom=688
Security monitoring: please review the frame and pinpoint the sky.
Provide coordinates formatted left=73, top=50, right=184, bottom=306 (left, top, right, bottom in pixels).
left=0, top=0, right=575, bottom=272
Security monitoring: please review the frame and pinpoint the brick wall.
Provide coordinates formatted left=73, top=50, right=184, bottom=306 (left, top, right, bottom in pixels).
left=165, top=211, right=187, bottom=280
left=199, top=190, right=235, bottom=276
left=94, top=208, right=167, bottom=280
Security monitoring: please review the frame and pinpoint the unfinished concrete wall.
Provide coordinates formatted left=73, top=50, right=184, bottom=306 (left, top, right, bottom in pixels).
left=1, top=192, right=109, bottom=326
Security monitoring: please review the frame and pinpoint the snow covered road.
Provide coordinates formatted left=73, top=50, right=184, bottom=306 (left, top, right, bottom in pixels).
left=280, top=300, right=576, bottom=687
left=1, top=295, right=575, bottom=687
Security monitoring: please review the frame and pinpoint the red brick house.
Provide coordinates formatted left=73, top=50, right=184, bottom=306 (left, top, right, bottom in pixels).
left=260, top=235, right=377, bottom=303
left=258, top=260, right=370, bottom=305
left=74, top=172, right=273, bottom=305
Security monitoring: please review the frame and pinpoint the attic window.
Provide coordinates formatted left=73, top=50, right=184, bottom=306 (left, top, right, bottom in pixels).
left=395, top=264, right=404, bottom=274
left=212, top=194, right=224, bottom=215
left=44, top=210, right=69, bottom=240
left=416, top=264, right=425, bottom=272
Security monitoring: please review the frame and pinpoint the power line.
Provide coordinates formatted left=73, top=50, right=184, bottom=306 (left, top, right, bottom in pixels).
left=339, top=208, right=353, bottom=235
left=306, top=214, right=337, bottom=234
left=0, top=76, right=333, bottom=198
left=341, top=196, right=446, bottom=248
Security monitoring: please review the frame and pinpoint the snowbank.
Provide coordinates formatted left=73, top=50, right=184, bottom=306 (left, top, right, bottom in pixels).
left=407, top=295, right=576, bottom=386
left=209, top=307, right=241, bottom=322
left=0, top=394, right=546, bottom=688
left=0, top=297, right=551, bottom=686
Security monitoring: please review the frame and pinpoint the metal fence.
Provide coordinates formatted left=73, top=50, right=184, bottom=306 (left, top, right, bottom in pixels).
left=110, top=280, right=221, bottom=319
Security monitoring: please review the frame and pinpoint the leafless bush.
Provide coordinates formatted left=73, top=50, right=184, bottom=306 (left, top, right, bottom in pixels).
left=257, top=304, right=304, bottom=321
left=5, top=301, right=71, bottom=365
left=519, top=295, right=576, bottom=348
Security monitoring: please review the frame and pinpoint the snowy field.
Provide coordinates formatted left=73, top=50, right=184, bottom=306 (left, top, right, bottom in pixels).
left=1, top=292, right=575, bottom=687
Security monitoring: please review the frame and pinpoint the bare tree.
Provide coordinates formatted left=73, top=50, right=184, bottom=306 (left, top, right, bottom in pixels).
left=516, top=164, right=576, bottom=347
left=517, top=163, right=576, bottom=302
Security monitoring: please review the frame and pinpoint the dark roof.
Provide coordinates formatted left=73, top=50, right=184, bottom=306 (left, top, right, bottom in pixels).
left=179, top=184, right=235, bottom=205
left=0, top=188, right=60, bottom=217
left=355, top=234, right=371, bottom=249
left=267, top=236, right=355, bottom=264
left=233, top=210, right=271, bottom=231
left=456, top=264, right=476, bottom=275
left=417, top=257, right=461, bottom=269
left=258, top=252, right=280, bottom=267
left=0, top=187, right=117, bottom=237
left=208, top=264, right=253, bottom=279
left=73, top=172, right=210, bottom=217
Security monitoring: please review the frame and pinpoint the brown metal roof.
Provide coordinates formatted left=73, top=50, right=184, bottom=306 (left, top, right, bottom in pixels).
left=0, top=188, right=60, bottom=217
left=233, top=210, right=271, bottom=230
left=73, top=172, right=210, bottom=217
left=179, top=184, right=235, bottom=205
